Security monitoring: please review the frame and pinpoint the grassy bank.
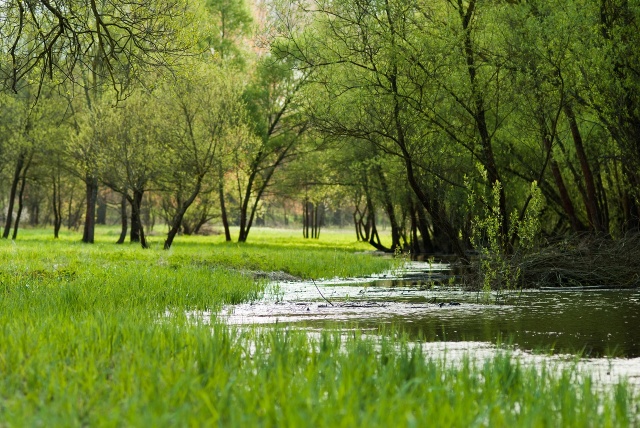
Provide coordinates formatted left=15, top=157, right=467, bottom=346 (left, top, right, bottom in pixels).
left=0, top=228, right=636, bottom=426
left=0, top=319, right=635, bottom=427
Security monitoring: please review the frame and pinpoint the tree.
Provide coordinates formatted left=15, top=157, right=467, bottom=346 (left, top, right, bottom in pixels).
left=159, top=62, right=245, bottom=249
left=234, top=57, right=309, bottom=242
left=99, top=91, right=166, bottom=248
left=0, top=0, right=197, bottom=96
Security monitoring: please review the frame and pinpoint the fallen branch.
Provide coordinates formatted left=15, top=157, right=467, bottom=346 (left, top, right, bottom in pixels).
left=313, top=279, right=334, bottom=306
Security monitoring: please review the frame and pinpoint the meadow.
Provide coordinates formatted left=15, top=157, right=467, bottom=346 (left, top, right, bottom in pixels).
left=0, top=227, right=636, bottom=426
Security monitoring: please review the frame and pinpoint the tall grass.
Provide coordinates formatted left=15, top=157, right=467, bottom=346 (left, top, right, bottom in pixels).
left=0, top=319, right=635, bottom=427
left=4, top=226, right=393, bottom=280
left=0, top=228, right=636, bottom=426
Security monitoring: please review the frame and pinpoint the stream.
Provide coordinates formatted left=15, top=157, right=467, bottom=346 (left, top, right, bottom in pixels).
left=210, top=261, right=640, bottom=389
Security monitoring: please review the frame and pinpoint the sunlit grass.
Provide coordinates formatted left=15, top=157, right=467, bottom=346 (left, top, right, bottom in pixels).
left=2, top=226, right=394, bottom=280
left=0, top=227, right=636, bottom=426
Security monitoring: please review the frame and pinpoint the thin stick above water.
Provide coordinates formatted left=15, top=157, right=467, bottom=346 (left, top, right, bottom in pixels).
left=313, top=279, right=334, bottom=306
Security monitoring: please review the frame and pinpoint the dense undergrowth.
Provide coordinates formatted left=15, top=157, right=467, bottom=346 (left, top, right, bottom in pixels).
left=468, top=234, right=640, bottom=291
left=0, top=227, right=636, bottom=426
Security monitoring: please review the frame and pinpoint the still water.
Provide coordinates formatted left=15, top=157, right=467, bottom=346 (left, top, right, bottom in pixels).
left=222, top=262, right=640, bottom=358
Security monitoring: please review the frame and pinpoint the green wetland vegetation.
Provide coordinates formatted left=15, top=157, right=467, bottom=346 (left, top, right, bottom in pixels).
left=2, top=0, right=640, bottom=424
left=0, top=228, right=637, bottom=426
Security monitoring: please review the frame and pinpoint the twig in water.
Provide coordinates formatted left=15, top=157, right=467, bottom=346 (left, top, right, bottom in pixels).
left=313, top=279, right=334, bottom=306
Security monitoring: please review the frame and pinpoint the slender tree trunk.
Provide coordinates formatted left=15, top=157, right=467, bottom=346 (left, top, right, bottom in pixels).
left=164, top=180, right=202, bottom=250
left=130, top=190, right=147, bottom=248
left=218, top=164, right=231, bottom=242
left=353, top=209, right=362, bottom=241
left=303, top=198, right=309, bottom=238
left=238, top=162, right=259, bottom=242
left=11, top=154, right=32, bottom=240
left=52, top=172, right=62, bottom=238
left=564, top=104, right=604, bottom=232
left=415, top=204, right=434, bottom=254
left=542, top=134, right=584, bottom=232
left=3, top=152, right=25, bottom=239
left=364, top=187, right=390, bottom=252
left=116, top=193, right=128, bottom=244
left=313, top=203, right=319, bottom=239
left=374, top=165, right=400, bottom=250
left=82, top=175, right=98, bottom=243
left=410, top=205, right=420, bottom=254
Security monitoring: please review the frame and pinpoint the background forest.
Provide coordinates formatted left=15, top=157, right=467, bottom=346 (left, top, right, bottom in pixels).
left=1, top=0, right=639, bottom=273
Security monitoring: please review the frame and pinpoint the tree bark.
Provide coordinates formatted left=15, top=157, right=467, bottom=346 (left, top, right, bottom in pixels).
left=218, top=164, right=231, bottom=242
left=82, top=175, right=98, bottom=243
left=129, top=189, right=147, bottom=248
left=3, top=152, right=25, bottom=239
left=164, top=179, right=203, bottom=249
left=373, top=165, right=400, bottom=250
left=116, top=192, right=128, bottom=244
left=542, top=133, right=584, bottom=233
left=11, top=153, right=32, bottom=240
left=564, top=104, right=604, bottom=232
left=52, top=172, right=63, bottom=238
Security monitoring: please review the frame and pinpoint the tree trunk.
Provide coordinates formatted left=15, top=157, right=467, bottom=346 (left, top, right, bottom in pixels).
left=52, top=172, right=62, bottom=239
left=130, top=189, right=147, bottom=248
left=11, top=153, right=32, bottom=240
left=374, top=165, right=400, bottom=250
left=384, top=24, right=465, bottom=257
left=116, top=193, right=128, bottom=244
left=82, top=175, right=98, bottom=243
left=564, top=104, right=604, bottom=232
left=164, top=179, right=203, bottom=250
left=415, top=204, right=434, bottom=254
left=3, top=152, right=25, bottom=239
left=218, top=164, right=231, bottom=242
left=542, top=133, right=584, bottom=232
left=303, top=198, right=309, bottom=238
left=457, top=0, right=508, bottom=253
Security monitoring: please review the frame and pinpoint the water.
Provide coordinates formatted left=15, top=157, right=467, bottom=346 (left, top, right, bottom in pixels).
left=199, top=261, right=640, bottom=390
left=221, top=261, right=640, bottom=358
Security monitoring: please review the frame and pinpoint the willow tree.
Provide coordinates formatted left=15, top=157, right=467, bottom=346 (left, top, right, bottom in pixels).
left=98, top=92, right=167, bottom=248
left=234, top=57, right=309, bottom=243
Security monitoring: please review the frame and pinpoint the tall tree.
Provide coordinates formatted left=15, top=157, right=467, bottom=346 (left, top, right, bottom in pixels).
left=0, top=0, right=197, bottom=96
left=235, top=57, right=309, bottom=242
left=159, top=62, right=245, bottom=249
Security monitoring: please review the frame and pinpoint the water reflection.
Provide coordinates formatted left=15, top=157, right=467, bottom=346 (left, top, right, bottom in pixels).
left=223, top=262, right=640, bottom=358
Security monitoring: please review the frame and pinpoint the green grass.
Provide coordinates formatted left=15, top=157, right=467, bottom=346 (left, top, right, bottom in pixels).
left=0, top=227, right=636, bottom=426
left=7, top=226, right=393, bottom=280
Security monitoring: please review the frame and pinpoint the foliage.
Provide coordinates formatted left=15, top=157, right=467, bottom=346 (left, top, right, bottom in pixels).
left=0, top=0, right=199, bottom=96
left=469, top=173, right=545, bottom=291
